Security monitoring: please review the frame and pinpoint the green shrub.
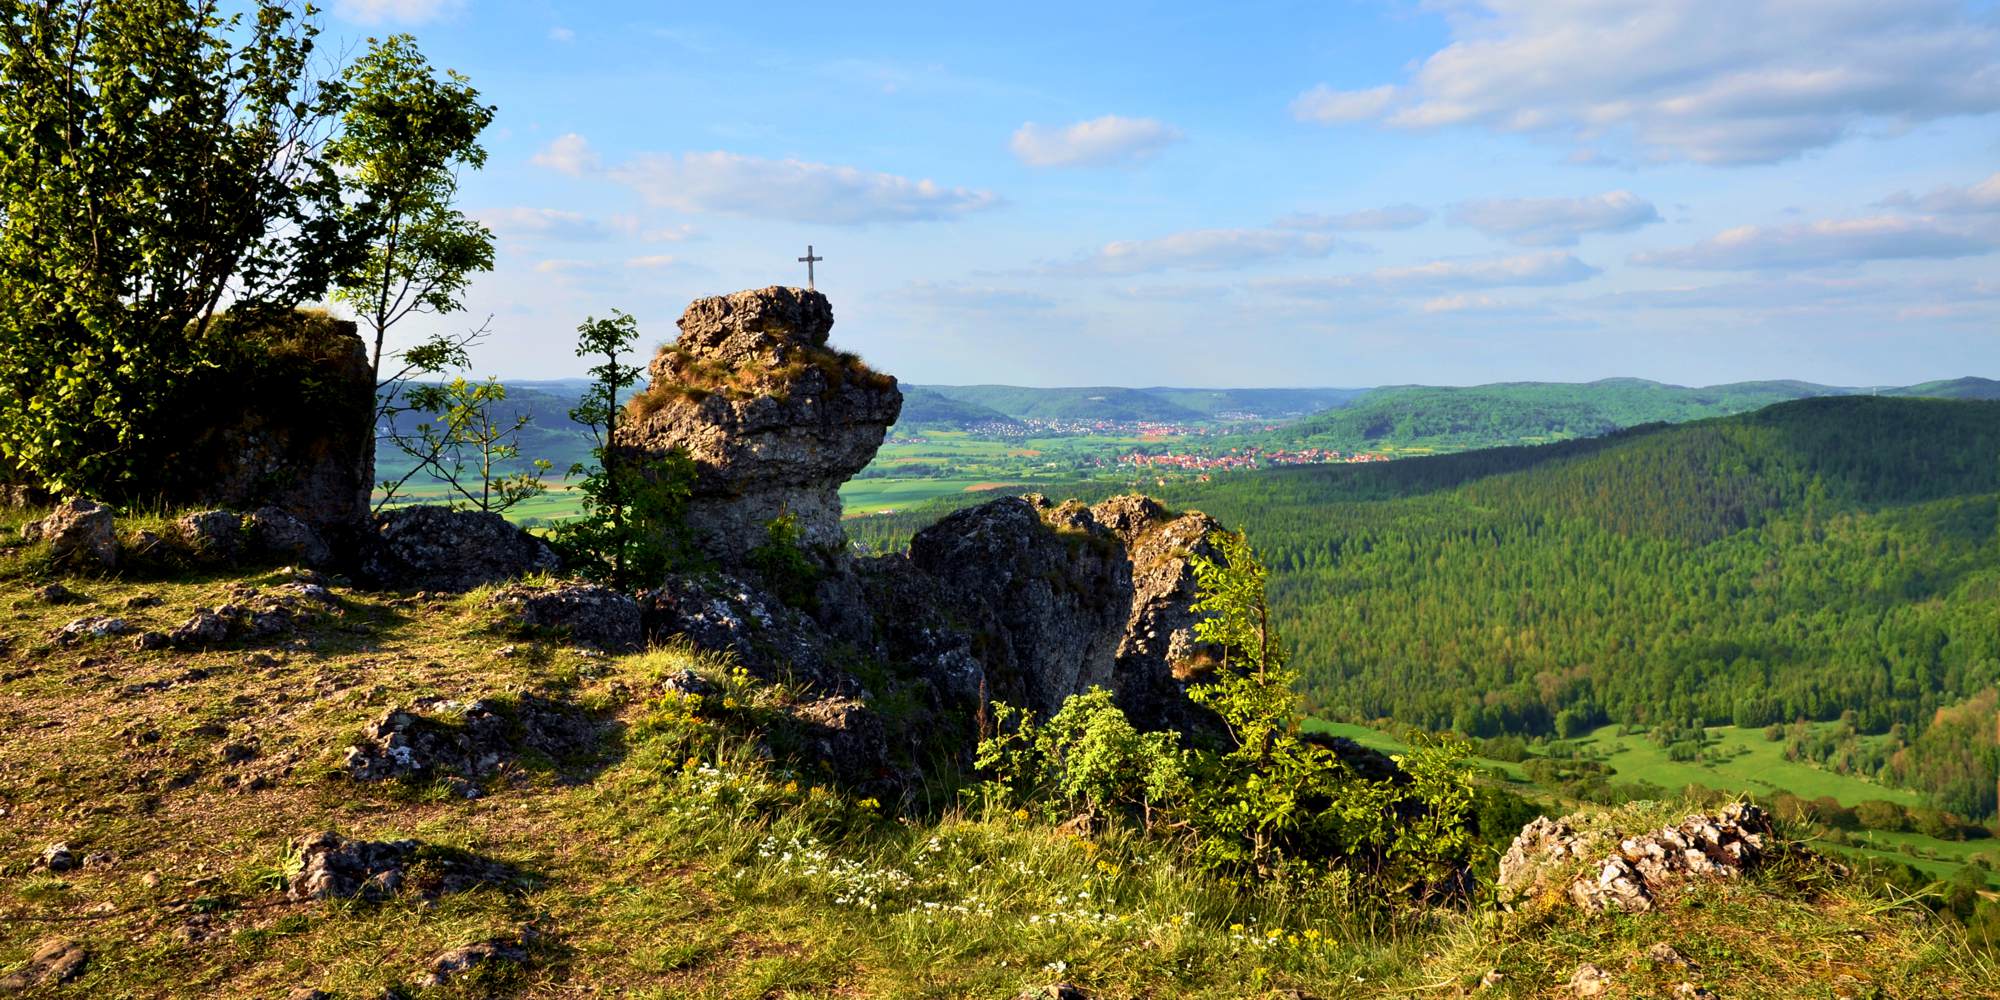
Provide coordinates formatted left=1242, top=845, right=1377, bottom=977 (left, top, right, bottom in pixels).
left=976, top=687, right=1189, bottom=826
left=749, top=512, right=823, bottom=608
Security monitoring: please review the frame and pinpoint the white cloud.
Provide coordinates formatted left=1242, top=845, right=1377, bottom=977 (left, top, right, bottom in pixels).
left=1292, top=0, right=2000, bottom=164
left=549, top=26, right=575, bottom=43
left=899, top=282, right=1057, bottom=311
left=624, top=255, right=681, bottom=270
left=608, top=152, right=999, bottom=225
left=1274, top=204, right=1432, bottom=232
left=1262, top=251, right=1600, bottom=296
left=1071, top=228, right=1354, bottom=275
left=1630, top=216, right=1996, bottom=270
left=532, top=133, right=600, bottom=177
left=532, top=259, right=601, bottom=276
left=1009, top=115, right=1183, bottom=167
left=1290, top=84, right=1399, bottom=123
left=332, top=0, right=462, bottom=24
left=1881, top=172, right=2000, bottom=215
left=481, top=207, right=607, bottom=241
left=1448, top=191, right=1661, bottom=246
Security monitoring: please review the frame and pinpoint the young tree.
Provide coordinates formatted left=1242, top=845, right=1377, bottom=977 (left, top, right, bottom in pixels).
left=325, top=32, right=496, bottom=505
left=0, top=0, right=361, bottom=498
left=394, top=377, right=549, bottom=514
left=549, top=311, right=696, bottom=588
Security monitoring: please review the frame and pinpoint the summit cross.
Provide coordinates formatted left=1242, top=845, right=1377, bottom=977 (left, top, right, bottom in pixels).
left=797, top=245, right=823, bottom=290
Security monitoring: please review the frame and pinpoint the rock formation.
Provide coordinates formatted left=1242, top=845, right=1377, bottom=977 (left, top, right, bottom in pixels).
left=362, top=506, right=561, bottom=592
left=1497, top=803, right=1782, bottom=914
left=906, top=495, right=1134, bottom=719
left=618, top=286, right=902, bottom=568
left=21, top=499, right=117, bottom=568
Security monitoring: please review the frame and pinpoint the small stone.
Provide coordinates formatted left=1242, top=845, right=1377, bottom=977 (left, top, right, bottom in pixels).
left=131, top=631, right=170, bottom=651
left=23, top=499, right=117, bottom=568
left=1647, top=942, right=1691, bottom=967
left=33, top=582, right=81, bottom=604
left=1570, top=962, right=1610, bottom=997
left=40, top=842, right=77, bottom=872
left=123, top=594, right=163, bottom=609
left=1479, top=970, right=1506, bottom=989
left=82, top=850, right=113, bottom=868
left=285, top=990, right=334, bottom=1000
left=216, top=742, right=258, bottom=764
left=419, top=933, right=531, bottom=988
left=0, top=937, right=88, bottom=991
left=141, top=872, right=162, bottom=888
left=1673, top=984, right=1718, bottom=1000
left=1015, top=985, right=1088, bottom=1000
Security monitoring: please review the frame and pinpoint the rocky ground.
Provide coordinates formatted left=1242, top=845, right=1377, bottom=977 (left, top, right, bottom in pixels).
left=1, top=551, right=1993, bottom=998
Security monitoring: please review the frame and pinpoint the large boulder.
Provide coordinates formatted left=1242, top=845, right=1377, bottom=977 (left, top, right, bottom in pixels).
left=144, top=310, right=375, bottom=537
left=617, top=286, right=902, bottom=569
left=22, top=499, right=117, bottom=568
left=907, top=495, right=1133, bottom=719
left=363, top=506, right=560, bottom=592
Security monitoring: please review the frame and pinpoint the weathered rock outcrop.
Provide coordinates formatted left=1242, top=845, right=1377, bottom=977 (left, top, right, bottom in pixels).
left=363, top=506, right=560, bottom=592
left=21, top=499, right=117, bottom=568
left=618, top=286, right=901, bottom=568
left=907, top=495, right=1133, bottom=719
left=149, top=311, right=375, bottom=537
left=1498, top=803, right=1782, bottom=913
left=344, top=694, right=599, bottom=793
left=488, top=582, right=643, bottom=652
left=1088, top=495, right=1228, bottom=731
left=638, top=572, right=844, bottom=691
left=288, top=831, right=518, bottom=902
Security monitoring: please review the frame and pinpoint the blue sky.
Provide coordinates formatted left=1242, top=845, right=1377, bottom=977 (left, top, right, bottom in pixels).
left=328, top=0, right=2000, bottom=387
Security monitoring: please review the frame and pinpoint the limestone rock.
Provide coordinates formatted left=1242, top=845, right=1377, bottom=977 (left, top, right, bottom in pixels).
left=1088, top=495, right=1228, bottom=731
left=419, top=931, right=534, bottom=989
left=52, top=616, right=132, bottom=645
left=0, top=937, right=88, bottom=992
left=786, top=696, right=891, bottom=787
left=1499, top=803, right=1779, bottom=914
left=168, top=584, right=336, bottom=649
left=1570, top=962, right=1610, bottom=997
left=246, top=506, right=333, bottom=567
left=638, top=572, right=838, bottom=689
left=363, top=506, right=559, bottom=592
left=22, top=499, right=117, bottom=568
left=344, top=694, right=598, bottom=788
left=288, top=832, right=516, bottom=902
left=907, top=495, right=1132, bottom=719
left=488, top=583, right=642, bottom=652
left=175, top=510, right=245, bottom=562
left=619, top=286, right=901, bottom=568
left=40, top=843, right=77, bottom=872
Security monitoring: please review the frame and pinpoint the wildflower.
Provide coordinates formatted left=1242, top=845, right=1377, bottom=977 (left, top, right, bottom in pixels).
left=722, top=696, right=739, bottom=710
left=1304, top=929, right=1321, bottom=941
left=783, top=780, right=800, bottom=794
left=1013, top=808, right=1031, bottom=821
left=858, top=797, right=881, bottom=810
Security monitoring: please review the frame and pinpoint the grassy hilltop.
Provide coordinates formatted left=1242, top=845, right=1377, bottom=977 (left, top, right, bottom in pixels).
left=2, top=519, right=1995, bottom=997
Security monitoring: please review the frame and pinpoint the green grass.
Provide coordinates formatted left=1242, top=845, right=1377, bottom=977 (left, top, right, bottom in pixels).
left=1573, top=723, right=1923, bottom=807
left=2, top=557, right=1996, bottom=996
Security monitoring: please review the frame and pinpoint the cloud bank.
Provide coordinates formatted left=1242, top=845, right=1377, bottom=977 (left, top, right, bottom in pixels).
left=1010, top=115, right=1183, bottom=167
left=1449, top=191, right=1661, bottom=246
left=1291, top=0, right=2000, bottom=164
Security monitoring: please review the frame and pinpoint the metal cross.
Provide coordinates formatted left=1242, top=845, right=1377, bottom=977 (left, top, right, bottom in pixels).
left=797, top=245, right=823, bottom=290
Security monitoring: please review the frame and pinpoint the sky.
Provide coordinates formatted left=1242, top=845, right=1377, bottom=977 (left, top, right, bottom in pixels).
left=324, top=0, right=2000, bottom=388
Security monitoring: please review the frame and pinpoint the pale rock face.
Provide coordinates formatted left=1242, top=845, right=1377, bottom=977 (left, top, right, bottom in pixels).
left=1497, top=803, right=1779, bottom=914
left=617, top=286, right=901, bottom=569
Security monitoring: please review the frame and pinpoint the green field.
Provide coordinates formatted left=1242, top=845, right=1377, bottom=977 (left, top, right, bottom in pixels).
left=1571, top=723, right=1922, bottom=807
left=840, top=478, right=1030, bottom=515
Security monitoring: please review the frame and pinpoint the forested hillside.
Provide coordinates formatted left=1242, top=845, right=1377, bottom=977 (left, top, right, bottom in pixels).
left=849, top=397, right=2000, bottom=815
left=1260, top=378, right=1860, bottom=452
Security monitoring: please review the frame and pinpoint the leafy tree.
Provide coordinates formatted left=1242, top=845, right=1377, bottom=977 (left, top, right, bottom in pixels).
left=0, top=0, right=361, bottom=498
left=390, top=377, right=548, bottom=514
left=325, top=32, right=496, bottom=504
left=548, top=311, right=696, bottom=587
left=975, top=688, right=1189, bottom=827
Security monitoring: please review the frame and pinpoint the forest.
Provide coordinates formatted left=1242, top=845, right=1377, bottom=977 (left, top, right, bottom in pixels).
left=851, top=396, right=2000, bottom=819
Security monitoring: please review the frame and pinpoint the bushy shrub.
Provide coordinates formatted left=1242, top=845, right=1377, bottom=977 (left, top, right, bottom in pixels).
left=748, top=512, right=823, bottom=609
left=979, top=528, right=1477, bottom=899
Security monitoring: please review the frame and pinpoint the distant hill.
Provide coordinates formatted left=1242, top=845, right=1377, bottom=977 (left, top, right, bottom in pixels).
left=913, top=385, right=1211, bottom=422
left=895, top=387, right=1021, bottom=429
left=1134, top=387, right=1369, bottom=419
left=1262, top=378, right=1863, bottom=452
left=1148, top=396, right=2000, bottom=744
left=1886, top=376, right=2000, bottom=400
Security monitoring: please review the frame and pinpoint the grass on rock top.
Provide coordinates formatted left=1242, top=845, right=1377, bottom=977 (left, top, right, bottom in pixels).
left=0, top=536, right=1995, bottom=996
